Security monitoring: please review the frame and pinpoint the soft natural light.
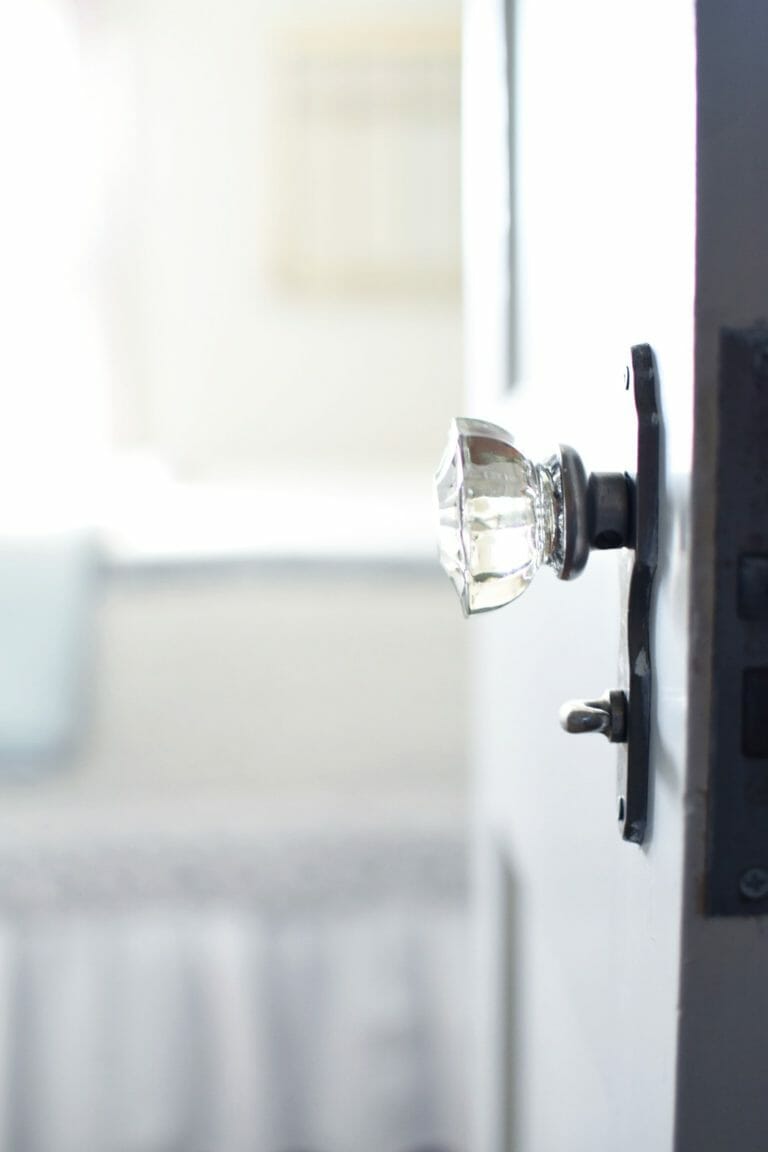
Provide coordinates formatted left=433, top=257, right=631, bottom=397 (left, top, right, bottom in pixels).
left=0, top=2, right=109, bottom=535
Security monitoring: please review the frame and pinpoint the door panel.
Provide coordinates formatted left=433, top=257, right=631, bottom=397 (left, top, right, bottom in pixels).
left=465, top=2, right=695, bottom=1150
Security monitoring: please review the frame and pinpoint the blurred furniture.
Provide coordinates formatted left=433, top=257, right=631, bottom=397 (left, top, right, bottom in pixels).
left=0, top=829, right=467, bottom=1152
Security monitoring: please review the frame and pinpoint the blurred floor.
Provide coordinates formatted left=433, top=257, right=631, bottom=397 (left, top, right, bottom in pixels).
left=0, top=566, right=469, bottom=1152
left=0, top=871, right=467, bottom=1152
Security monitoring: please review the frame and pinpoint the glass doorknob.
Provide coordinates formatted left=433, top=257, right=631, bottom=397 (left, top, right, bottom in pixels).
left=435, top=417, right=632, bottom=616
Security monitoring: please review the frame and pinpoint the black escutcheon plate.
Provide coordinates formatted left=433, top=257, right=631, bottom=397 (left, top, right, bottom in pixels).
left=616, top=344, right=660, bottom=843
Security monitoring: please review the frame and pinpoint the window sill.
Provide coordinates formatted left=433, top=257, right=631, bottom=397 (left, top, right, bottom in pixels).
left=100, top=468, right=435, bottom=569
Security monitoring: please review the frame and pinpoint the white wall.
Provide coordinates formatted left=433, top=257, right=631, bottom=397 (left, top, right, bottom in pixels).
left=0, top=565, right=467, bottom=844
left=82, top=0, right=463, bottom=484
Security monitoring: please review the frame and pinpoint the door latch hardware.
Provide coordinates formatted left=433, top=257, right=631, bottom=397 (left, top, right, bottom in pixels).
left=703, top=328, right=768, bottom=914
left=434, top=343, right=660, bottom=843
left=559, top=691, right=628, bottom=742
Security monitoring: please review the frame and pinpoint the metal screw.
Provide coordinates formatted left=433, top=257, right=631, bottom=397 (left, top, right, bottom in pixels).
left=739, top=867, right=768, bottom=901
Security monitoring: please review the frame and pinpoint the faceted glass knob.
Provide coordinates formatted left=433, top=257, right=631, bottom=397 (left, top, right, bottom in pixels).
left=435, top=417, right=634, bottom=616
left=434, top=418, right=564, bottom=615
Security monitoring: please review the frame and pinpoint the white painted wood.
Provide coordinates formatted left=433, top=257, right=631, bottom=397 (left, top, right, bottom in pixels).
left=464, top=2, right=696, bottom=1149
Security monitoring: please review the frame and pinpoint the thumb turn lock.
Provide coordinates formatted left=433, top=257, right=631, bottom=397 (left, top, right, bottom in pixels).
left=559, top=691, right=628, bottom=743
left=434, top=344, right=660, bottom=843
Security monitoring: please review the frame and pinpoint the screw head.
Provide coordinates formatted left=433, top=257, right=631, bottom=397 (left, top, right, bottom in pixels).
left=739, top=867, right=768, bottom=901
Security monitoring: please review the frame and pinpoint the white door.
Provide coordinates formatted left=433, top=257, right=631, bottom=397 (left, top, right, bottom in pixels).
left=461, top=2, right=768, bottom=1150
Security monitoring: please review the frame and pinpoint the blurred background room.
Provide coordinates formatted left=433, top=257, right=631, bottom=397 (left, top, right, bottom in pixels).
left=0, top=1, right=468, bottom=1150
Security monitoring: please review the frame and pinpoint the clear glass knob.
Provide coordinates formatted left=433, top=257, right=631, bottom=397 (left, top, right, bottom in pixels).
left=434, top=418, right=564, bottom=615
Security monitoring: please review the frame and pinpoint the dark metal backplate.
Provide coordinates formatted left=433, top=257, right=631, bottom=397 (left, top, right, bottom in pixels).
left=707, top=327, right=768, bottom=915
left=616, top=344, right=660, bottom=843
